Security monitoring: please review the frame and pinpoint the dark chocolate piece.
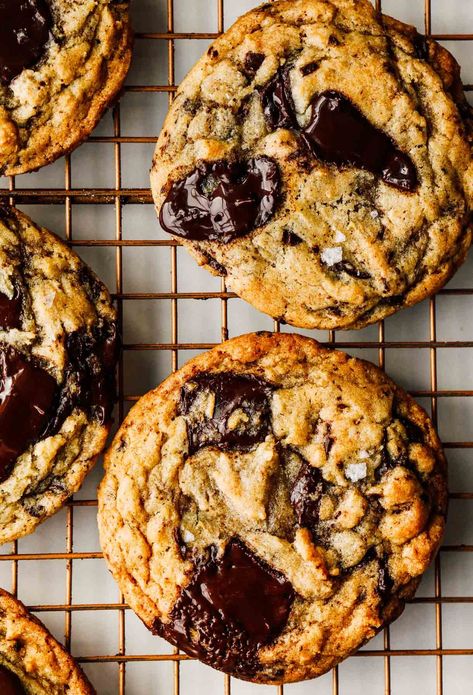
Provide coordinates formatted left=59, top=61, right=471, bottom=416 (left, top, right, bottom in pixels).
left=398, top=415, right=424, bottom=444
left=0, top=347, right=56, bottom=483
left=0, top=666, right=26, bottom=695
left=303, top=91, right=418, bottom=192
left=180, top=372, right=273, bottom=454
left=282, top=229, right=303, bottom=246
left=0, top=288, right=22, bottom=329
left=159, top=157, right=280, bottom=243
left=259, top=72, right=418, bottom=192
left=0, top=0, right=51, bottom=85
left=300, top=61, right=319, bottom=76
left=244, top=51, right=265, bottom=74
left=331, top=260, right=371, bottom=280
left=44, top=321, right=118, bottom=435
left=290, top=459, right=328, bottom=531
left=261, top=69, right=298, bottom=130
left=0, top=320, right=116, bottom=483
left=154, top=538, right=294, bottom=678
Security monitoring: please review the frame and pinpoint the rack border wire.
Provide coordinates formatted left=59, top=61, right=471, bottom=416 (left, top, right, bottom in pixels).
left=0, top=0, right=472, bottom=693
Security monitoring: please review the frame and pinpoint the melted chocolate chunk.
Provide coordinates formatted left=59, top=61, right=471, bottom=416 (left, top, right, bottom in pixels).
left=0, top=666, right=26, bottom=695
left=290, top=459, right=328, bottom=531
left=154, top=539, right=294, bottom=677
left=303, top=91, right=418, bottom=192
left=44, top=321, right=118, bottom=435
left=0, top=321, right=116, bottom=483
left=300, top=61, right=319, bottom=76
left=259, top=71, right=418, bottom=192
left=261, top=69, right=298, bottom=130
left=180, top=372, right=273, bottom=454
left=398, top=415, right=424, bottom=444
left=160, top=157, right=280, bottom=243
left=0, top=0, right=51, bottom=85
left=282, top=229, right=303, bottom=246
left=244, top=51, right=265, bottom=75
left=0, top=288, right=22, bottom=329
left=0, top=347, right=57, bottom=483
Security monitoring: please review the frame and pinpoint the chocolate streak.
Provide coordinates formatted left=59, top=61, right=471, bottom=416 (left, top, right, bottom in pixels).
left=0, top=666, right=26, bottom=695
left=0, top=0, right=51, bottom=85
left=159, top=157, right=280, bottom=243
left=303, top=91, right=418, bottom=192
left=153, top=538, right=294, bottom=678
left=180, top=372, right=273, bottom=454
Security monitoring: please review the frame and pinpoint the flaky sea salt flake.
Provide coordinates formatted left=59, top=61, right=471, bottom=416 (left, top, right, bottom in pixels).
left=345, top=462, right=367, bottom=482
left=321, top=246, right=343, bottom=266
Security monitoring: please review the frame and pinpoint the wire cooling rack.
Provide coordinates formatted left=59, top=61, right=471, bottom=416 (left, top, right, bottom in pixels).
left=0, top=0, right=472, bottom=693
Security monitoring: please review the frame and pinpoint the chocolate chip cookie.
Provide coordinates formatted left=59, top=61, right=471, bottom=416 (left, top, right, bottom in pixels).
left=0, top=0, right=132, bottom=176
left=0, top=588, right=95, bottom=693
left=98, top=332, right=447, bottom=683
left=0, top=205, right=117, bottom=544
left=151, top=0, right=473, bottom=330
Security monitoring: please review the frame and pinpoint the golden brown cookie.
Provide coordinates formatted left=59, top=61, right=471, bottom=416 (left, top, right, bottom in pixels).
left=151, top=0, right=473, bottom=330
left=0, top=205, right=117, bottom=544
left=98, top=332, right=447, bottom=683
left=0, top=0, right=132, bottom=175
left=0, top=588, right=95, bottom=694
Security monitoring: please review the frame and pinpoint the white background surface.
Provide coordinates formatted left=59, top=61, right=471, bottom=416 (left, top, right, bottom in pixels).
left=1, top=1, right=472, bottom=693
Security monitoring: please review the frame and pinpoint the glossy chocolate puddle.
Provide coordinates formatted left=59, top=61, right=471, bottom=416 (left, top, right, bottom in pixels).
left=262, top=70, right=418, bottom=192
left=159, top=157, right=280, bottom=243
left=302, top=91, right=418, bottom=192
left=153, top=538, right=294, bottom=677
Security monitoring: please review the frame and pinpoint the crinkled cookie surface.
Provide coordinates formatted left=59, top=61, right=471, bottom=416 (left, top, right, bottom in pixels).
left=0, top=206, right=117, bottom=544
left=151, top=0, right=473, bottom=330
left=98, top=332, right=447, bottom=683
left=0, top=0, right=132, bottom=175
left=0, top=589, right=95, bottom=694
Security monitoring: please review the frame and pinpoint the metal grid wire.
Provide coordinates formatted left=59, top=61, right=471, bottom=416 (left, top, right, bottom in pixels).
left=0, top=0, right=472, bottom=693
